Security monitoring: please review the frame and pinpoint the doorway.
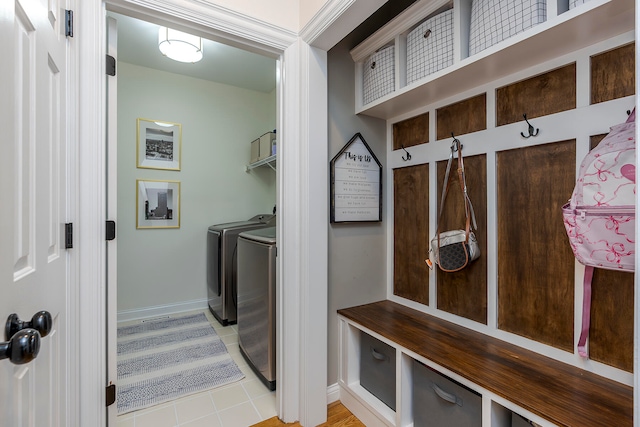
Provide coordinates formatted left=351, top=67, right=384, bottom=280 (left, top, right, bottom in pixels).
left=106, top=10, right=281, bottom=426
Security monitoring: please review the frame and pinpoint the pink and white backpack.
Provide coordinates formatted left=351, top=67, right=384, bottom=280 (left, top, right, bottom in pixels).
left=562, top=109, right=635, bottom=358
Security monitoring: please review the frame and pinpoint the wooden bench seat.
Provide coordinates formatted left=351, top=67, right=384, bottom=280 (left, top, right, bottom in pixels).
left=337, top=300, right=633, bottom=427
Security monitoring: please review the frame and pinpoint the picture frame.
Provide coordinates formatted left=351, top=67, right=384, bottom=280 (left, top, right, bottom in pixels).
left=137, top=118, right=182, bottom=170
left=136, top=179, right=181, bottom=229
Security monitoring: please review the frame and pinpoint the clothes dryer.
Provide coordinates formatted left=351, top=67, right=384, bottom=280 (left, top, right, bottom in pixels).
left=207, top=214, right=274, bottom=326
left=237, top=226, right=277, bottom=390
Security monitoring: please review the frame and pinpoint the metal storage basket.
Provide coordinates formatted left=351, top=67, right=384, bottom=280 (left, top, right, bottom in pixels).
left=569, top=0, right=593, bottom=9
left=406, top=8, right=454, bottom=85
left=363, top=45, right=395, bottom=105
left=469, top=0, right=546, bottom=56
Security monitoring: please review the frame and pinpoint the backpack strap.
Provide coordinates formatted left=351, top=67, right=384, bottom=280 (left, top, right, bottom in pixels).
left=626, top=107, right=635, bottom=123
left=577, top=265, right=594, bottom=358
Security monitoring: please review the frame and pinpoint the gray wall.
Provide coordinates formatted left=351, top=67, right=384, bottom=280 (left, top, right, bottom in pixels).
left=326, top=33, right=389, bottom=389
left=326, top=0, right=418, bottom=388
left=117, top=62, right=276, bottom=316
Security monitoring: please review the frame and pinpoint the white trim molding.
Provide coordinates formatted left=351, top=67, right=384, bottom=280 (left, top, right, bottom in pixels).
left=327, top=383, right=341, bottom=404
left=116, top=299, right=208, bottom=323
left=301, top=0, right=388, bottom=51
left=300, top=0, right=355, bottom=45
left=107, top=0, right=296, bottom=54
left=77, top=0, right=108, bottom=425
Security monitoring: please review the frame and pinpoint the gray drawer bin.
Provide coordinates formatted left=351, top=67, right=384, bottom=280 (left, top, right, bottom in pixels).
left=512, top=412, right=540, bottom=427
left=412, top=360, right=481, bottom=427
left=360, top=332, right=396, bottom=411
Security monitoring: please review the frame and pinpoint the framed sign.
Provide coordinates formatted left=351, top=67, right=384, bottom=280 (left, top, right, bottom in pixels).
left=330, top=133, right=382, bottom=223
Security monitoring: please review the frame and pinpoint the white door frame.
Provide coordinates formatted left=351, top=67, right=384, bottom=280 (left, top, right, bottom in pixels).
left=75, top=0, right=384, bottom=425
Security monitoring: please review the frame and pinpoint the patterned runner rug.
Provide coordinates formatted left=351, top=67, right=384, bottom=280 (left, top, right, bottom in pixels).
left=117, top=312, right=244, bottom=415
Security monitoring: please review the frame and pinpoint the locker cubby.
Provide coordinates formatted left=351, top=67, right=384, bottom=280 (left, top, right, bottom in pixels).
left=338, top=302, right=633, bottom=427
left=349, top=0, right=634, bottom=119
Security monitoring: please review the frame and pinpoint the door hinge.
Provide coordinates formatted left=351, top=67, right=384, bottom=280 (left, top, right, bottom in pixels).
left=106, top=383, right=116, bottom=407
left=106, top=55, right=116, bottom=76
left=65, top=223, right=73, bottom=249
left=106, top=220, right=116, bottom=241
left=65, top=10, right=73, bottom=37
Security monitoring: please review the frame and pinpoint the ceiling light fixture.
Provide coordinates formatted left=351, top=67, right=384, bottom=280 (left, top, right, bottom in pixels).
left=158, top=27, right=203, bottom=63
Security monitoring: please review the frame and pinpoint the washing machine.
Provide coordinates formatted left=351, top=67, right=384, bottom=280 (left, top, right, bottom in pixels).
left=207, top=214, right=275, bottom=326
left=237, top=226, right=277, bottom=390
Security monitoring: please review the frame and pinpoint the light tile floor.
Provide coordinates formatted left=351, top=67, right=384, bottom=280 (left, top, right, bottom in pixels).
left=116, top=311, right=277, bottom=427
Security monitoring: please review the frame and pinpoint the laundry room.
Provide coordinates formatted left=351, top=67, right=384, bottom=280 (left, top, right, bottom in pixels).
left=113, top=13, right=276, bottom=318
left=111, top=11, right=279, bottom=425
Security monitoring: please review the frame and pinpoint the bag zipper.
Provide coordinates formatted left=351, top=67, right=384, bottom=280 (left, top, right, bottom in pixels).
left=575, top=205, right=635, bottom=220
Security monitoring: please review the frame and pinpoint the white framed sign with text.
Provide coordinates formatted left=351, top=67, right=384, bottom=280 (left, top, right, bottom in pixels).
left=330, top=133, right=382, bottom=223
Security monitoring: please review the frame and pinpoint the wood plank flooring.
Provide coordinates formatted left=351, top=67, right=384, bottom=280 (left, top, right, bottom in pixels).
left=251, top=401, right=364, bottom=427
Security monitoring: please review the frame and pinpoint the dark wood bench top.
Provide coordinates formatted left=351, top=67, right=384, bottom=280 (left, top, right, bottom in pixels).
left=337, top=300, right=633, bottom=427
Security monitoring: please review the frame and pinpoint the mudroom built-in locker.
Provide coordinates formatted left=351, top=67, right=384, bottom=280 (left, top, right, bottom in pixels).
left=338, top=0, right=636, bottom=426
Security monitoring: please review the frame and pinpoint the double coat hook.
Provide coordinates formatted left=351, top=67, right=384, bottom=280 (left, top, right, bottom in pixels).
left=401, top=145, right=412, bottom=161
left=520, top=114, right=539, bottom=138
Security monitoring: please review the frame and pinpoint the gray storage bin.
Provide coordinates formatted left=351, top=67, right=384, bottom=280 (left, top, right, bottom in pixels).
left=360, top=332, right=396, bottom=411
left=406, top=8, right=454, bottom=85
left=363, top=45, right=395, bottom=105
left=512, top=412, right=541, bottom=427
left=412, top=360, right=481, bottom=427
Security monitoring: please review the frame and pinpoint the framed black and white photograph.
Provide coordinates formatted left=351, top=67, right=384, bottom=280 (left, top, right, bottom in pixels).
left=137, top=118, right=182, bottom=170
left=136, top=179, right=181, bottom=229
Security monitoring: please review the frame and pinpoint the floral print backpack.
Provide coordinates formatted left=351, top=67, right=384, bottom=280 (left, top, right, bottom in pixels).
left=562, top=109, right=635, bottom=357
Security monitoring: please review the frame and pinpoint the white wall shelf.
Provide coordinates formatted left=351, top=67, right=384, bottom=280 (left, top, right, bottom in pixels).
left=246, top=154, right=277, bottom=172
left=350, top=0, right=635, bottom=120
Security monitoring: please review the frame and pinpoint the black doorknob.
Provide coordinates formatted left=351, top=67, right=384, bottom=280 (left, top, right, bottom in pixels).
left=5, top=311, right=52, bottom=341
left=0, top=329, right=41, bottom=365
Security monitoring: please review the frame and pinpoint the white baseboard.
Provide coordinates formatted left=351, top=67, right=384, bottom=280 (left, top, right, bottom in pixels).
left=327, top=382, right=340, bottom=404
left=117, top=299, right=208, bottom=323
left=338, top=383, right=395, bottom=427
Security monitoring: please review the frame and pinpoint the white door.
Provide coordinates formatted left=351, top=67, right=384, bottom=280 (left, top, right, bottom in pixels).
left=0, top=0, right=71, bottom=425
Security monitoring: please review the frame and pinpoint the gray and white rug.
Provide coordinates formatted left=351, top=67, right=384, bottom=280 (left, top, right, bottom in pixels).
left=116, top=312, right=244, bottom=415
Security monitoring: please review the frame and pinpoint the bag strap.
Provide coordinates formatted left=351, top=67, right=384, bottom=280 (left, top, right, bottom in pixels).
left=436, top=138, right=477, bottom=243
left=577, top=265, right=594, bottom=358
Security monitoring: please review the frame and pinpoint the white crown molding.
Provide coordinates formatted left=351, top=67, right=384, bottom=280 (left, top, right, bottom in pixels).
left=300, top=0, right=356, bottom=46
left=107, top=0, right=297, bottom=54
left=301, top=0, right=391, bottom=52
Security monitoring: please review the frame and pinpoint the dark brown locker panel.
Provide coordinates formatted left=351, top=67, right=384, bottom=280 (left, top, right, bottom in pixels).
left=393, top=112, right=429, bottom=150
left=591, top=43, right=635, bottom=105
left=497, top=140, right=576, bottom=351
left=394, top=164, right=430, bottom=305
left=436, top=94, right=487, bottom=140
left=436, top=154, right=487, bottom=324
left=589, top=269, right=634, bottom=372
left=496, top=64, right=576, bottom=127
left=584, top=132, right=633, bottom=371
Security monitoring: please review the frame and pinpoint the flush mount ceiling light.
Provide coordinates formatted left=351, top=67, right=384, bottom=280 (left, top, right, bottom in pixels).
left=158, top=27, right=203, bottom=63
